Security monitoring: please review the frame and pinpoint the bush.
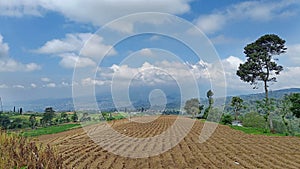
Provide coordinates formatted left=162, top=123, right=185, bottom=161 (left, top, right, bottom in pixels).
left=241, top=112, right=266, bottom=128
left=221, top=114, right=233, bottom=125
left=272, top=120, right=287, bottom=134
left=0, top=115, right=10, bottom=129
left=206, top=108, right=222, bottom=122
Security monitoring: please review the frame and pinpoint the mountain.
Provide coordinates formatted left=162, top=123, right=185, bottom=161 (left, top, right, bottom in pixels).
left=4, top=88, right=300, bottom=112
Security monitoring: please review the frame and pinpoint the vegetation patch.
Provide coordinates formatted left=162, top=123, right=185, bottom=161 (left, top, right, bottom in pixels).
left=21, top=123, right=81, bottom=137
left=230, top=125, right=287, bottom=136
left=0, top=130, right=64, bottom=168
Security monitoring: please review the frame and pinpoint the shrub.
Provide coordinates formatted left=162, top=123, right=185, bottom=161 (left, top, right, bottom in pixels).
left=206, top=108, right=222, bottom=122
left=241, top=112, right=266, bottom=128
left=272, top=120, right=287, bottom=134
left=222, top=114, right=233, bottom=125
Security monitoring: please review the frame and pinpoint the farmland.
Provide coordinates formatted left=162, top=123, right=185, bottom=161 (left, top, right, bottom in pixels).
left=38, top=116, right=300, bottom=169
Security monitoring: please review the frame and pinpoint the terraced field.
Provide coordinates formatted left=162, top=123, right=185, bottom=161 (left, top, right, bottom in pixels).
left=38, top=116, right=300, bottom=169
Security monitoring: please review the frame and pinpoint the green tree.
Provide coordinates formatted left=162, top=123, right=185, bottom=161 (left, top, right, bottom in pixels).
left=279, top=95, right=293, bottom=135
left=256, top=98, right=276, bottom=132
left=203, top=90, right=214, bottom=119
left=237, top=34, right=286, bottom=131
left=221, top=114, right=233, bottom=125
left=71, top=112, right=78, bottom=122
left=80, top=112, right=91, bottom=122
left=289, top=93, right=300, bottom=118
left=42, top=107, right=55, bottom=125
left=60, top=112, right=68, bottom=123
left=231, top=96, right=245, bottom=120
left=19, top=108, right=23, bottom=115
left=242, top=112, right=266, bottom=128
left=29, top=114, right=37, bottom=129
left=184, top=98, right=203, bottom=118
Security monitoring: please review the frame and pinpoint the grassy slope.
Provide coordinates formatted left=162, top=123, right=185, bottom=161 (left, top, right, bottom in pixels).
left=230, top=125, right=288, bottom=136
left=21, top=123, right=81, bottom=137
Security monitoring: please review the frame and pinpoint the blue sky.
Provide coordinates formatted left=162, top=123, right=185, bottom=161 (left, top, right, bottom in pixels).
left=0, top=0, right=300, bottom=103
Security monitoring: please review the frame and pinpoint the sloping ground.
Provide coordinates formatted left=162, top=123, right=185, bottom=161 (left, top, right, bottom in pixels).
left=39, top=116, right=300, bottom=169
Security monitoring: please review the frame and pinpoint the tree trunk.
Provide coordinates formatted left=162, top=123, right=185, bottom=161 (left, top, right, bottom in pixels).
left=264, top=80, right=274, bottom=131
left=234, top=108, right=238, bottom=121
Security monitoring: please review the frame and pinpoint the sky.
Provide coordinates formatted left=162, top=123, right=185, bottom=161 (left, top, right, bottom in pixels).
left=0, top=0, right=300, bottom=104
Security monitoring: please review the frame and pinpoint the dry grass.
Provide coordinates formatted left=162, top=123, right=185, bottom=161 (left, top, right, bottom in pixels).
left=0, top=130, right=64, bottom=169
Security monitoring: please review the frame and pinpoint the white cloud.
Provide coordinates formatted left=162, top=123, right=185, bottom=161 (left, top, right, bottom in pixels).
left=0, top=34, right=41, bottom=72
left=0, top=35, right=9, bottom=58
left=286, top=44, right=300, bottom=65
left=96, top=60, right=205, bottom=87
left=36, top=33, right=116, bottom=68
left=195, top=14, right=227, bottom=34
left=61, top=81, right=70, bottom=87
left=0, top=0, right=42, bottom=17
left=81, top=77, right=106, bottom=86
left=139, top=48, right=153, bottom=57
left=0, top=0, right=191, bottom=26
left=210, top=35, right=239, bottom=45
left=0, top=58, right=41, bottom=72
left=0, top=84, right=8, bottom=89
left=80, top=34, right=117, bottom=58
left=149, top=35, right=161, bottom=41
left=31, top=83, right=37, bottom=88
left=75, top=55, right=300, bottom=97
left=59, top=53, right=96, bottom=69
left=45, top=83, right=56, bottom=88
left=195, top=0, right=300, bottom=34
left=35, top=34, right=82, bottom=54
left=275, top=67, right=300, bottom=88
left=13, top=85, right=25, bottom=89
left=41, top=77, right=51, bottom=82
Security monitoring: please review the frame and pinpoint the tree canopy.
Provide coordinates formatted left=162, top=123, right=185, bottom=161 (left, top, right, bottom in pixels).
left=237, top=34, right=286, bottom=91
left=289, top=93, right=300, bottom=118
left=203, top=90, right=214, bottom=119
left=184, top=98, right=202, bottom=118
left=231, top=96, right=244, bottom=120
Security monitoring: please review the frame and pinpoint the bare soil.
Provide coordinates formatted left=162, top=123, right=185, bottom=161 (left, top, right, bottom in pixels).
left=38, top=116, right=300, bottom=169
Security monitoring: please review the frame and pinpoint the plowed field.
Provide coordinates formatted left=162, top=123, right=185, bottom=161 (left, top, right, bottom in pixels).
left=38, top=116, right=300, bottom=169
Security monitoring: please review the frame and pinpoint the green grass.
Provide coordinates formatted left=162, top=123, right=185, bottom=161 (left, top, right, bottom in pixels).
left=20, top=123, right=81, bottom=137
left=230, top=125, right=287, bottom=136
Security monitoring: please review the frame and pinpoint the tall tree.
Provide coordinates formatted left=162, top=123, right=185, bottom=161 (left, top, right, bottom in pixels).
left=184, top=98, right=203, bottom=118
left=19, top=108, right=23, bottom=115
left=42, top=107, right=55, bottom=125
left=203, top=90, right=214, bottom=119
left=237, top=34, right=286, bottom=130
left=231, top=96, right=245, bottom=120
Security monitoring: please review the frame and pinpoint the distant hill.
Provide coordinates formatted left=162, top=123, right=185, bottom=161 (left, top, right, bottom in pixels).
left=222, top=88, right=300, bottom=114
left=4, top=88, right=300, bottom=112
left=237, top=88, right=300, bottom=101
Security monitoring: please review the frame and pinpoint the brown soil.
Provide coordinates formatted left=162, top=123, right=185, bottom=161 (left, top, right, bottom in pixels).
left=38, top=116, right=300, bottom=169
